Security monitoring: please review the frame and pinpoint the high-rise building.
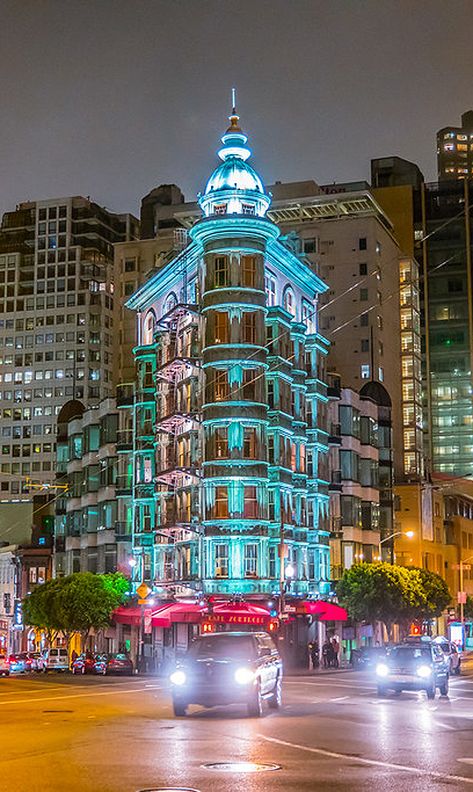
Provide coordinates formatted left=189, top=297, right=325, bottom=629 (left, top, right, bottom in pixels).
left=125, top=109, right=331, bottom=597
left=437, top=111, right=473, bottom=181
left=0, top=196, right=138, bottom=499
left=327, top=375, right=393, bottom=577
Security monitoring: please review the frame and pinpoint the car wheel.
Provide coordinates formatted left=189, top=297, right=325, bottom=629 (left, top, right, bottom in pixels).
left=377, top=685, right=388, bottom=697
left=426, top=685, right=436, bottom=700
left=440, top=681, right=449, bottom=696
left=247, top=682, right=263, bottom=717
left=268, top=675, right=282, bottom=710
left=173, top=699, right=188, bottom=717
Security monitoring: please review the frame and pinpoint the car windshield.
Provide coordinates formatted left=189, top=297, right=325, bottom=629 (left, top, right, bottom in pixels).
left=188, top=636, right=256, bottom=660
left=390, top=647, right=431, bottom=663
left=111, top=654, right=128, bottom=660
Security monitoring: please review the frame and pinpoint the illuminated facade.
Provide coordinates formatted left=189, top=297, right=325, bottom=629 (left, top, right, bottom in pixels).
left=437, top=111, right=473, bottom=181
left=126, top=110, right=330, bottom=596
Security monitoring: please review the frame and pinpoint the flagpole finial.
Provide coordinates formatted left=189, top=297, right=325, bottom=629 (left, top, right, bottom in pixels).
left=231, top=87, right=236, bottom=115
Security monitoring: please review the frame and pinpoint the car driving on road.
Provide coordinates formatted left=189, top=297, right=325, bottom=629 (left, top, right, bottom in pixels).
left=170, top=631, right=282, bottom=717
left=375, top=641, right=449, bottom=698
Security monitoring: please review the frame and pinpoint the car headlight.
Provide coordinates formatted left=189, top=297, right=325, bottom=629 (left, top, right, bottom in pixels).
left=234, top=667, right=255, bottom=685
left=376, top=663, right=389, bottom=678
left=170, top=669, right=187, bottom=686
left=416, top=665, right=432, bottom=678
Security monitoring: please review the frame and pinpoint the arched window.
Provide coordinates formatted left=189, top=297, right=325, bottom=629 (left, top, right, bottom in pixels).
left=283, top=286, right=296, bottom=317
left=164, top=292, right=178, bottom=314
left=143, top=311, right=155, bottom=345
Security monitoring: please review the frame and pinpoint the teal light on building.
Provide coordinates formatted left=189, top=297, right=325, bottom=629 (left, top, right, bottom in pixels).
left=126, top=107, right=330, bottom=596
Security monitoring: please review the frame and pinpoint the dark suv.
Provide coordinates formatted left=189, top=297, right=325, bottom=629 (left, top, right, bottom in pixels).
left=375, top=641, right=449, bottom=699
left=170, top=631, right=283, bottom=717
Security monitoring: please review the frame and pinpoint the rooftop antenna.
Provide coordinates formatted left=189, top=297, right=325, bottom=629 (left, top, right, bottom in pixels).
left=231, top=87, right=236, bottom=114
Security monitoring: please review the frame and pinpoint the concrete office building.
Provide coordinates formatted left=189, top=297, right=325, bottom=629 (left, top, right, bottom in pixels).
left=0, top=197, right=138, bottom=500
left=437, top=111, right=473, bottom=181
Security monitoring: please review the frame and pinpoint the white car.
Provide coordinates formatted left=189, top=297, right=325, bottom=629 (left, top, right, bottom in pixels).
left=0, top=654, right=10, bottom=676
left=434, top=637, right=461, bottom=675
left=43, top=648, right=69, bottom=672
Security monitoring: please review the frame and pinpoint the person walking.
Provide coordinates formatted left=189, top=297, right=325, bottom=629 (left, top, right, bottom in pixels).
left=322, top=639, right=331, bottom=668
left=331, top=637, right=340, bottom=669
left=310, top=641, right=319, bottom=670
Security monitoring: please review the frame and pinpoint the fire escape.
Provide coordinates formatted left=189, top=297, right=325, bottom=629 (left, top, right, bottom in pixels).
left=154, top=302, right=203, bottom=588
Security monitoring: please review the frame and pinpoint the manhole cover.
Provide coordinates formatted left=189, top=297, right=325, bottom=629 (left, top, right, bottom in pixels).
left=43, top=710, right=74, bottom=713
left=137, top=788, right=200, bottom=792
left=202, top=762, right=281, bottom=773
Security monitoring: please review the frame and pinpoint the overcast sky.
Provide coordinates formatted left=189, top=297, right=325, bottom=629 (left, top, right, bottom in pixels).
left=1, top=0, right=472, bottom=220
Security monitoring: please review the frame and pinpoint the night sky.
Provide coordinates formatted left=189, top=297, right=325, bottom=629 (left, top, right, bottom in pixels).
left=1, top=0, right=472, bottom=220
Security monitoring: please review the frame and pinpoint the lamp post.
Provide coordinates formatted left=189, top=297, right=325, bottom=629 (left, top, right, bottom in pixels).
left=455, top=553, right=473, bottom=629
left=379, top=530, right=414, bottom=565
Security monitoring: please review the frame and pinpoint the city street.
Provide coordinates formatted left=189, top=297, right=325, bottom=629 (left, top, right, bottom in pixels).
left=3, top=668, right=473, bottom=791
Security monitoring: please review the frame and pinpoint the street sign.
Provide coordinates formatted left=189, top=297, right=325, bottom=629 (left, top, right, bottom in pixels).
left=458, top=591, right=467, bottom=604
left=143, top=609, right=153, bottom=634
left=136, top=583, right=151, bottom=600
left=138, top=598, right=149, bottom=605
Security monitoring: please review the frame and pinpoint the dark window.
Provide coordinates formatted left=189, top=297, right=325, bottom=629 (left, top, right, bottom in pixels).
left=359, top=262, right=367, bottom=275
left=359, top=237, right=367, bottom=250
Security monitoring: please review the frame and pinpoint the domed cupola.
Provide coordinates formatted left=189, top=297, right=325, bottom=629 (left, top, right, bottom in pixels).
left=199, top=101, right=271, bottom=219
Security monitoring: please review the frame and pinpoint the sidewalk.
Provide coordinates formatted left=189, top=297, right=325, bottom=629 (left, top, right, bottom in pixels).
left=287, top=664, right=353, bottom=677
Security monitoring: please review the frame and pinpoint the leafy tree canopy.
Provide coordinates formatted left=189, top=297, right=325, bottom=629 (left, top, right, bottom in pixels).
left=22, top=572, right=129, bottom=645
left=337, top=563, right=451, bottom=636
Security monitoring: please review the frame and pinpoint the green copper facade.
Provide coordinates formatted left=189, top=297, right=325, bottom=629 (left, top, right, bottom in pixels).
left=126, top=110, right=331, bottom=596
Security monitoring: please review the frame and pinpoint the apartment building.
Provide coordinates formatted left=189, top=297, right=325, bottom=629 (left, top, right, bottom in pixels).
left=437, top=111, right=473, bottom=180
left=0, top=197, right=138, bottom=500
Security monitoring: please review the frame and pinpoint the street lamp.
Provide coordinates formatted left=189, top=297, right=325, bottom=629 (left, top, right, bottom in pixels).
left=379, top=531, right=415, bottom=564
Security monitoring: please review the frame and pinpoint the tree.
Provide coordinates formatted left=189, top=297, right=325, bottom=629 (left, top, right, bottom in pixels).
left=23, top=572, right=129, bottom=649
left=409, top=567, right=451, bottom=621
left=337, top=562, right=426, bottom=640
left=22, top=577, right=64, bottom=647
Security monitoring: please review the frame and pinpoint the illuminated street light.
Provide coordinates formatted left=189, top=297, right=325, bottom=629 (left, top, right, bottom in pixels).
left=285, top=564, right=295, bottom=579
left=379, top=530, right=415, bottom=564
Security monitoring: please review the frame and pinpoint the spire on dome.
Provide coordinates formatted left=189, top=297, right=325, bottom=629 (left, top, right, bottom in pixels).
left=198, top=97, right=271, bottom=218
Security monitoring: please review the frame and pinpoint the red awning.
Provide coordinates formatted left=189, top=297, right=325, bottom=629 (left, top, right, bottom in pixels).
left=112, top=606, right=143, bottom=626
left=151, top=601, right=205, bottom=628
left=303, top=601, right=348, bottom=622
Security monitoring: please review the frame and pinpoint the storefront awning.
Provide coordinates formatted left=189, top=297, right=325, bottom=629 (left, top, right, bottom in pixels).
left=112, top=606, right=143, bottom=626
left=302, top=601, right=348, bottom=622
left=151, top=601, right=205, bottom=628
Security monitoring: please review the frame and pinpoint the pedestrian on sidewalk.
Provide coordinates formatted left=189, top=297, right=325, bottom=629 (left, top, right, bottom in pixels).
left=322, top=639, right=331, bottom=668
left=309, top=641, right=319, bottom=670
left=331, top=637, right=340, bottom=669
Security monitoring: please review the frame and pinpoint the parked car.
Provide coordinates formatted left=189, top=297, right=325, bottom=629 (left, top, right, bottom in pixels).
left=0, top=654, right=10, bottom=676
left=8, top=654, right=27, bottom=673
left=375, top=640, right=449, bottom=698
left=29, top=652, right=45, bottom=672
left=433, top=637, right=461, bottom=675
left=170, top=631, right=283, bottom=717
left=103, top=653, right=134, bottom=676
left=43, top=648, right=69, bottom=672
left=72, top=652, right=108, bottom=675
left=350, top=645, right=387, bottom=669
left=17, top=652, right=34, bottom=672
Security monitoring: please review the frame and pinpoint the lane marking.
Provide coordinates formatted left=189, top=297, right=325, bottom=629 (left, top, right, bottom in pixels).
left=0, top=684, right=162, bottom=706
left=434, top=721, right=456, bottom=730
left=330, top=696, right=349, bottom=702
left=257, top=734, right=473, bottom=785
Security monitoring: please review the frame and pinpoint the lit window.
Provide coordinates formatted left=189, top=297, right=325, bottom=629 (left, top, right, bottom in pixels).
left=242, top=255, right=257, bottom=287
left=214, top=204, right=227, bottom=215
left=361, top=364, right=370, bottom=379
left=214, top=427, right=228, bottom=458
left=283, top=286, right=296, bottom=316
left=215, top=544, right=229, bottom=576
left=241, top=203, right=256, bottom=216
left=242, top=312, right=257, bottom=344
left=143, top=311, right=155, bottom=345
left=243, top=543, right=258, bottom=576
left=265, top=273, right=277, bottom=306
left=214, top=312, right=229, bottom=344
left=214, top=486, right=228, bottom=518
left=214, top=256, right=229, bottom=288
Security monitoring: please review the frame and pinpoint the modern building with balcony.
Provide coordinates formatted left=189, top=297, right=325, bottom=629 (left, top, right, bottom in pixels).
left=54, top=397, right=132, bottom=576
left=327, top=375, right=394, bottom=579
left=125, top=107, right=331, bottom=599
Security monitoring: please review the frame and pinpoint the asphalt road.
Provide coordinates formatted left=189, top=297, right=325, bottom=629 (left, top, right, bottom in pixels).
left=3, top=666, right=473, bottom=791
